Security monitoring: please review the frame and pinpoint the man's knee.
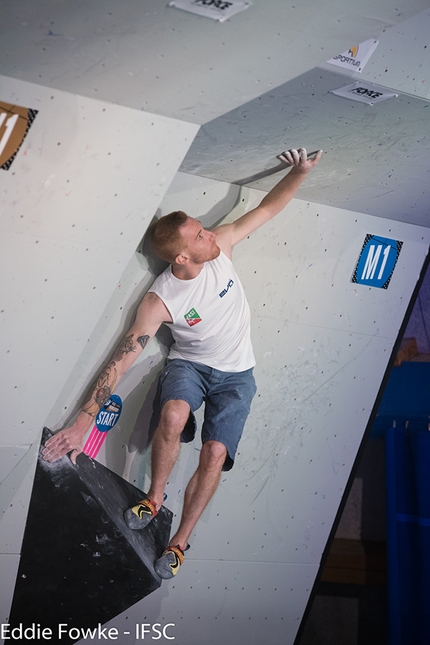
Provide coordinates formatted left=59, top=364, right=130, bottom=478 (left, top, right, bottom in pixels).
left=200, top=440, right=227, bottom=470
left=158, top=399, right=190, bottom=437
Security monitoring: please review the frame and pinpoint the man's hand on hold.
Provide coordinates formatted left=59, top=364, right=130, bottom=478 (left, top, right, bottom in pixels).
left=42, top=414, right=92, bottom=464
left=279, top=148, right=323, bottom=174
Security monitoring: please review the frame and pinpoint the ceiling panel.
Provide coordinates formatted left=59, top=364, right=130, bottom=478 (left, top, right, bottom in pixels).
left=0, top=0, right=428, bottom=124
left=180, top=67, right=430, bottom=225
left=1, top=1, right=429, bottom=226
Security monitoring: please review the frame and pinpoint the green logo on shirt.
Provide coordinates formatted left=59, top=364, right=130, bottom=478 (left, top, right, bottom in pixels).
left=184, top=308, right=202, bottom=327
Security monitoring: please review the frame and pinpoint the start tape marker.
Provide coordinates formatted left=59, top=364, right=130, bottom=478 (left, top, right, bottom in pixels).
left=83, top=394, right=123, bottom=459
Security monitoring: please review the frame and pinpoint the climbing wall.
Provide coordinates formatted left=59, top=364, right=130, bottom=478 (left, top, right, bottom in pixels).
left=2, top=2, right=430, bottom=644
left=10, top=169, right=424, bottom=645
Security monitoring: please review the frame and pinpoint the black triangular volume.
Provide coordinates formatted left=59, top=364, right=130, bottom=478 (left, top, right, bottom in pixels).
left=8, top=428, right=172, bottom=644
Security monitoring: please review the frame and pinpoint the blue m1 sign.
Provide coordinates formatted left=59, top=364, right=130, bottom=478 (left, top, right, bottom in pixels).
left=352, top=235, right=403, bottom=289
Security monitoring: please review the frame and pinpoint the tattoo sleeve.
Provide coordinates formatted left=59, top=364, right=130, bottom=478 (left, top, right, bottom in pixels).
left=82, top=333, right=138, bottom=418
left=113, top=333, right=136, bottom=361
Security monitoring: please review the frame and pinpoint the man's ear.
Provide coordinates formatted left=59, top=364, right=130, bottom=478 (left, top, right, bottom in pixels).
left=175, top=252, right=188, bottom=265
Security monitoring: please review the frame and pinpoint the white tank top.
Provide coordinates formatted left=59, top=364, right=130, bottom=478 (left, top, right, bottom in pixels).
left=149, top=252, right=255, bottom=372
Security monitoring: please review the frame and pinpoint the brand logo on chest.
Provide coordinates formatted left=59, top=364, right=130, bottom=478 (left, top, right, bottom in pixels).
left=219, top=279, right=234, bottom=298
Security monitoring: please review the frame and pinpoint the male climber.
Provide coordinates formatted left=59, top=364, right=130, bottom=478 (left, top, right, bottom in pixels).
left=43, top=148, right=322, bottom=579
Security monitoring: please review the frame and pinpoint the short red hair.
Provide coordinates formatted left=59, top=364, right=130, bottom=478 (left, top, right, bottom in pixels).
left=151, top=211, right=189, bottom=263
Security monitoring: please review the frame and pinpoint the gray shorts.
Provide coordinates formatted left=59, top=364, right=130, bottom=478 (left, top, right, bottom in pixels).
left=150, top=359, right=257, bottom=471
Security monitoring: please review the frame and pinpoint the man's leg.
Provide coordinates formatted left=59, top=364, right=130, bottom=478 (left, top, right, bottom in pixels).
left=154, top=366, right=256, bottom=578
left=169, top=440, right=227, bottom=550
left=154, top=439, right=226, bottom=579
left=124, top=398, right=190, bottom=529
left=147, top=399, right=191, bottom=511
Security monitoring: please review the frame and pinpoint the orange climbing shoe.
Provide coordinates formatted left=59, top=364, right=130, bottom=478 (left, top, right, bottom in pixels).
left=124, top=497, right=158, bottom=530
left=155, top=544, right=190, bottom=579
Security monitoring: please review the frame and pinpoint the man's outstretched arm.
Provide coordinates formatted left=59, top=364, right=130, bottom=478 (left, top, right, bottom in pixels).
left=42, top=292, right=171, bottom=463
left=215, top=148, right=322, bottom=252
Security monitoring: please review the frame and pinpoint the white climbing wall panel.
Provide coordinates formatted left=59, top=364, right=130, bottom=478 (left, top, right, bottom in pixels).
left=0, top=75, right=198, bottom=630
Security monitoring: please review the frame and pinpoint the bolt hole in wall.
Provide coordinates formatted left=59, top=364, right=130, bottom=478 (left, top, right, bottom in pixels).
left=297, top=263, right=430, bottom=645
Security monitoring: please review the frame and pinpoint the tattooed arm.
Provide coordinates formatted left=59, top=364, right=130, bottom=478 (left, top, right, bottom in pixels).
left=80, top=332, right=147, bottom=419
left=42, top=292, right=171, bottom=463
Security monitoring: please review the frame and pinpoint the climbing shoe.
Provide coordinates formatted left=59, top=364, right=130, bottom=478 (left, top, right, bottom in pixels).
left=155, top=544, right=190, bottom=579
left=124, top=497, right=158, bottom=530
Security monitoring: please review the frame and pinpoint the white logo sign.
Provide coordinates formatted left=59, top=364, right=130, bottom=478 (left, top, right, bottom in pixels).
left=330, top=81, right=398, bottom=106
left=168, top=0, right=251, bottom=22
left=327, top=39, right=379, bottom=73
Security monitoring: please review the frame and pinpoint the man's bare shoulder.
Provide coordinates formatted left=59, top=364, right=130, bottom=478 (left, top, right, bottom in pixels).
left=138, top=291, right=172, bottom=324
